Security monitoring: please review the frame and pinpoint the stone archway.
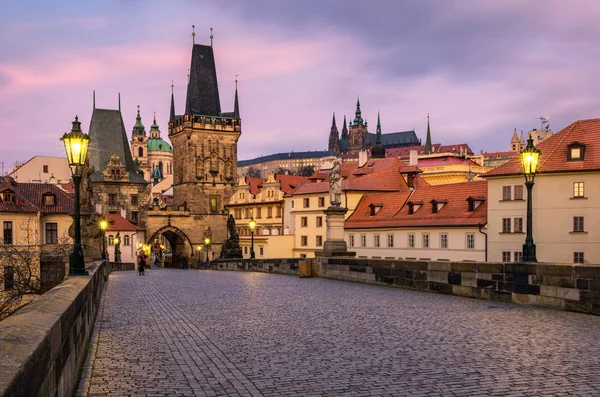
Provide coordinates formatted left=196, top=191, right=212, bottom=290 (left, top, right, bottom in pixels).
left=146, top=225, right=194, bottom=268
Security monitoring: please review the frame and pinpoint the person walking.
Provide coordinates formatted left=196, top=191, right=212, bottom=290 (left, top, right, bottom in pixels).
left=138, top=253, right=146, bottom=276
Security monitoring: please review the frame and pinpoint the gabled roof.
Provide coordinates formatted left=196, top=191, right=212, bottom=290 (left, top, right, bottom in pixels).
left=0, top=177, right=74, bottom=214
left=484, top=118, right=600, bottom=177
left=365, top=130, right=420, bottom=147
left=104, top=214, right=145, bottom=232
left=88, top=108, right=146, bottom=184
left=275, top=174, right=309, bottom=195
left=185, top=44, right=221, bottom=116
left=245, top=177, right=264, bottom=196
left=345, top=180, right=487, bottom=229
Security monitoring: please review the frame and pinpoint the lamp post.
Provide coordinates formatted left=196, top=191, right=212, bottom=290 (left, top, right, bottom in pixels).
left=248, top=218, right=256, bottom=259
left=60, top=116, right=90, bottom=276
left=204, top=237, right=211, bottom=263
left=520, top=135, right=541, bottom=262
left=99, top=219, right=108, bottom=260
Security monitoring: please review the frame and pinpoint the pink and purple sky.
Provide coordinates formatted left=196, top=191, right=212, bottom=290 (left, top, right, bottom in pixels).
left=2, top=0, right=600, bottom=173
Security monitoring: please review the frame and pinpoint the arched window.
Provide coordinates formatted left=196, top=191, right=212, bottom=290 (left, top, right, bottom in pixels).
left=108, top=235, right=114, bottom=246
left=123, top=235, right=130, bottom=246
left=159, top=161, right=164, bottom=174
left=138, top=147, right=143, bottom=157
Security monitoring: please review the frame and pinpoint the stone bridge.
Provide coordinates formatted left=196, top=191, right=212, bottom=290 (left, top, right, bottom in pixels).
left=2, top=258, right=600, bottom=397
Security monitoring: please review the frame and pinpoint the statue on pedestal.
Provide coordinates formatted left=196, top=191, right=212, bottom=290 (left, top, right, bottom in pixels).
left=220, top=215, right=243, bottom=259
left=329, top=159, right=342, bottom=207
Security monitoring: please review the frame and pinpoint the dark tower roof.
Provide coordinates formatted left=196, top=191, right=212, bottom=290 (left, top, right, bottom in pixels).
left=169, top=84, right=176, bottom=123
left=371, top=112, right=386, bottom=158
left=132, top=106, right=146, bottom=136
left=233, top=80, right=240, bottom=119
left=330, top=113, right=338, bottom=133
left=185, top=44, right=221, bottom=116
left=353, top=97, right=364, bottom=126
left=341, top=115, right=348, bottom=139
left=425, top=114, right=432, bottom=154
left=88, top=107, right=146, bottom=183
left=328, top=112, right=340, bottom=153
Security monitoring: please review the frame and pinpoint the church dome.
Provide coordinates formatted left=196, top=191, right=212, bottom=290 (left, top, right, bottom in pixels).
left=371, top=143, right=386, bottom=158
left=147, top=138, right=173, bottom=153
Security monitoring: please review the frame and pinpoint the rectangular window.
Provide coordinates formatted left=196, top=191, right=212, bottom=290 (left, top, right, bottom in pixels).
left=573, top=182, right=585, bottom=198
left=303, top=198, right=310, bottom=208
left=276, top=207, right=282, bottom=218
left=316, top=216, right=323, bottom=227
left=374, top=234, right=380, bottom=248
left=108, top=194, right=116, bottom=205
left=43, top=165, right=49, bottom=173
left=513, top=185, right=524, bottom=200
left=131, top=212, right=139, bottom=224
left=3, top=221, right=13, bottom=245
left=387, top=233, right=394, bottom=248
left=440, top=233, right=448, bottom=249
left=45, top=222, right=58, bottom=244
left=316, top=235, right=323, bottom=247
left=502, top=218, right=511, bottom=233
left=349, top=234, right=355, bottom=247
left=573, top=216, right=585, bottom=232
left=4, top=266, right=14, bottom=290
left=267, top=207, right=273, bottom=218
left=44, top=195, right=55, bottom=206
left=408, top=233, right=415, bottom=248
left=514, top=251, right=523, bottom=262
left=574, top=252, right=585, bottom=264
left=502, top=251, right=511, bottom=262
left=291, top=200, right=294, bottom=208
left=360, top=234, right=366, bottom=247
left=244, top=246, right=248, bottom=255
left=301, top=236, right=308, bottom=246
left=502, top=186, right=512, bottom=201
left=318, top=197, right=325, bottom=207
left=466, top=233, right=475, bottom=249
left=422, top=234, right=429, bottom=248
left=300, top=254, right=307, bottom=258
left=513, top=217, right=523, bottom=233
left=301, top=217, right=308, bottom=227
left=256, top=208, right=262, bottom=219
left=210, top=196, right=218, bottom=214
left=259, top=247, right=264, bottom=256
left=131, top=195, right=138, bottom=205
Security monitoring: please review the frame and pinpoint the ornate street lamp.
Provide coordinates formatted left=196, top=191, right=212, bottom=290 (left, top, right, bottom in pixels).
left=520, top=135, right=541, bottom=262
left=61, top=116, right=91, bottom=276
left=248, top=218, right=257, bottom=259
left=203, top=237, right=211, bottom=263
left=99, top=219, right=108, bottom=260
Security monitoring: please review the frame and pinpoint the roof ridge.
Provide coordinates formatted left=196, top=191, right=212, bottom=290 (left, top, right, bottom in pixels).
left=537, top=120, right=578, bottom=169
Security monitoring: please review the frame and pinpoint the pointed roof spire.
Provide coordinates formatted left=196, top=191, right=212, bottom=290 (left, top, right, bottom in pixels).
left=341, top=115, right=348, bottom=139
left=371, top=111, right=385, bottom=158
left=210, top=27, right=213, bottom=47
left=93, top=90, right=96, bottom=109
left=233, top=75, right=240, bottom=119
left=170, top=81, right=176, bottom=123
left=520, top=130, right=525, bottom=144
left=425, top=113, right=432, bottom=155
left=192, top=24, right=196, bottom=45
left=511, top=127, right=519, bottom=141
left=185, top=42, right=221, bottom=116
left=353, top=96, right=364, bottom=126
left=118, top=92, right=121, bottom=111
left=132, top=105, right=146, bottom=136
left=331, top=112, right=337, bottom=129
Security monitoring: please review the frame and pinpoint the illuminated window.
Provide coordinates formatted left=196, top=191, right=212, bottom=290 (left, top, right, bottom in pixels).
left=573, top=182, right=585, bottom=198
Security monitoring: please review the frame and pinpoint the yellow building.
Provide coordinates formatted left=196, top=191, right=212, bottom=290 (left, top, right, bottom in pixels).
left=484, top=118, right=600, bottom=264
left=227, top=173, right=307, bottom=258
left=411, top=153, right=492, bottom=185
left=0, top=176, right=73, bottom=294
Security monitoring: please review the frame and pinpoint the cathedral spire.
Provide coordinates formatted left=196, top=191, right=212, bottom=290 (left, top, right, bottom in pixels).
left=132, top=105, right=146, bottom=136
left=170, top=81, right=175, bottom=123
left=331, top=112, right=337, bottom=130
left=328, top=112, right=340, bottom=153
left=371, top=111, right=386, bottom=158
left=233, top=76, right=240, bottom=119
left=424, top=113, right=432, bottom=155
left=353, top=96, right=363, bottom=126
left=341, top=115, right=348, bottom=139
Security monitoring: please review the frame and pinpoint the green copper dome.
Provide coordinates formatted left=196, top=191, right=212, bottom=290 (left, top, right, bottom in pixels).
left=147, top=138, right=173, bottom=152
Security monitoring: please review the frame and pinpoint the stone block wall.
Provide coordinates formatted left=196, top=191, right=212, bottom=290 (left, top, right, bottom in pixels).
left=213, top=258, right=301, bottom=276
left=0, top=260, right=130, bottom=397
left=319, top=258, right=600, bottom=315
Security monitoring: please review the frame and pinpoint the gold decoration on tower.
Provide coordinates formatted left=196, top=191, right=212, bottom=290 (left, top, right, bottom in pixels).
left=210, top=27, right=213, bottom=46
left=192, top=25, right=195, bottom=44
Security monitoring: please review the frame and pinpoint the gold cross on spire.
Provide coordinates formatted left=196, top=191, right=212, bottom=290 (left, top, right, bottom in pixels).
left=192, top=25, right=195, bottom=44
left=210, top=27, right=213, bottom=46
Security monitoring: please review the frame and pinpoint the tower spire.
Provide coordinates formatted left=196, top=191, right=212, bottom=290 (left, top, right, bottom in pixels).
left=170, top=81, right=175, bottom=123
left=210, top=27, right=213, bottom=47
left=371, top=111, right=386, bottom=158
left=328, top=112, right=340, bottom=153
left=331, top=112, right=337, bottom=129
left=132, top=105, right=146, bottom=136
left=93, top=90, right=96, bottom=109
left=192, top=25, right=195, bottom=45
left=233, top=75, right=240, bottom=118
left=118, top=92, right=121, bottom=111
left=353, top=96, right=363, bottom=126
left=425, top=113, right=432, bottom=155
left=341, top=115, right=348, bottom=139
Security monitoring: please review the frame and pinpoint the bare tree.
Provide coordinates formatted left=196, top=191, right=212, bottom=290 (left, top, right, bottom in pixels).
left=298, top=165, right=315, bottom=177
left=0, top=217, right=69, bottom=321
left=246, top=167, right=262, bottom=178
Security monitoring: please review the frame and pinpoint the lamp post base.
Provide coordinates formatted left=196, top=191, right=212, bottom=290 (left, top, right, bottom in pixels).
left=69, top=247, right=88, bottom=276
left=522, top=242, right=537, bottom=263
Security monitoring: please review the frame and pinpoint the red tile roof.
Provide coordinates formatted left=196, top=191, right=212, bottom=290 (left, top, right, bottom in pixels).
left=483, top=151, right=518, bottom=159
left=0, top=177, right=74, bottom=214
left=245, top=177, right=264, bottom=195
left=484, top=118, right=600, bottom=177
left=104, top=214, right=145, bottom=232
left=275, top=174, right=309, bottom=195
left=418, top=156, right=479, bottom=167
left=345, top=180, right=487, bottom=229
left=60, top=183, right=75, bottom=193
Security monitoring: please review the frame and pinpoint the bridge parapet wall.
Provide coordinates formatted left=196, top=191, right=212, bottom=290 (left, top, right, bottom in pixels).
left=319, top=258, right=600, bottom=315
left=0, top=260, right=129, bottom=397
left=213, top=258, right=301, bottom=276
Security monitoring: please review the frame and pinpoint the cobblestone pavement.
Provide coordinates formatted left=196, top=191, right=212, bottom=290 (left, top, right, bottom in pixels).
left=77, top=268, right=600, bottom=397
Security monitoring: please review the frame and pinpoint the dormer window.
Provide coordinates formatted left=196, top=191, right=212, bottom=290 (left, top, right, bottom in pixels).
left=43, top=193, right=55, bottom=206
left=567, top=142, right=586, bottom=161
left=407, top=201, right=423, bottom=215
left=1, top=190, right=14, bottom=203
left=466, top=196, right=486, bottom=212
left=430, top=199, right=448, bottom=213
left=368, top=203, right=383, bottom=216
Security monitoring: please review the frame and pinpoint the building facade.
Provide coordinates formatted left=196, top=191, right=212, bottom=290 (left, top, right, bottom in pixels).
left=9, top=156, right=71, bottom=185
left=484, top=118, right=600, bottom=264
left=237, top=151, right=338, bottom=178
left=130, top=107, right=174, bottom=182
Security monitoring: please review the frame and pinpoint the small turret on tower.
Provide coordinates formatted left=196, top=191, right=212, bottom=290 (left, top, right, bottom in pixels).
left=371, top=112, right=386, bottom=159
left=424, top=114, right=432, bottom=155
left=132, top=105, right=146, bottom=136
left=328, top=112, right=340, bottom=153
left=510, top=128, right=519, bottom=152
left=233, top=76, right=240, bottom=119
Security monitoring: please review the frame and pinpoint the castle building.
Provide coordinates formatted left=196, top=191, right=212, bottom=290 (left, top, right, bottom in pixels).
left=130, top=107, right=174, bottom=182
left=328, top=98, right=421, bottom=155
left=145, top=38, right=241, bottom=261
left=87, top=96, right=149, bottom=226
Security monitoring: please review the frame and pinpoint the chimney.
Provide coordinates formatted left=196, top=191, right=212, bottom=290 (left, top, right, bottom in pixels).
left=358, top=150, right=368, bottom=167
left=409, top=150, right=418, bottom=166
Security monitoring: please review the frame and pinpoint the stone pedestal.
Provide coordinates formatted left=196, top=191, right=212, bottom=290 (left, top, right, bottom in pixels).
left=319, top=206, right=355, bottom=257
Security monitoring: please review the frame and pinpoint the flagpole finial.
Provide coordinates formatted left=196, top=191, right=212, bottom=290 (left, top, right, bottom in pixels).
left=210, top=27, right=213, bottom=46
left=192, top=25, right=195, bottom=44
